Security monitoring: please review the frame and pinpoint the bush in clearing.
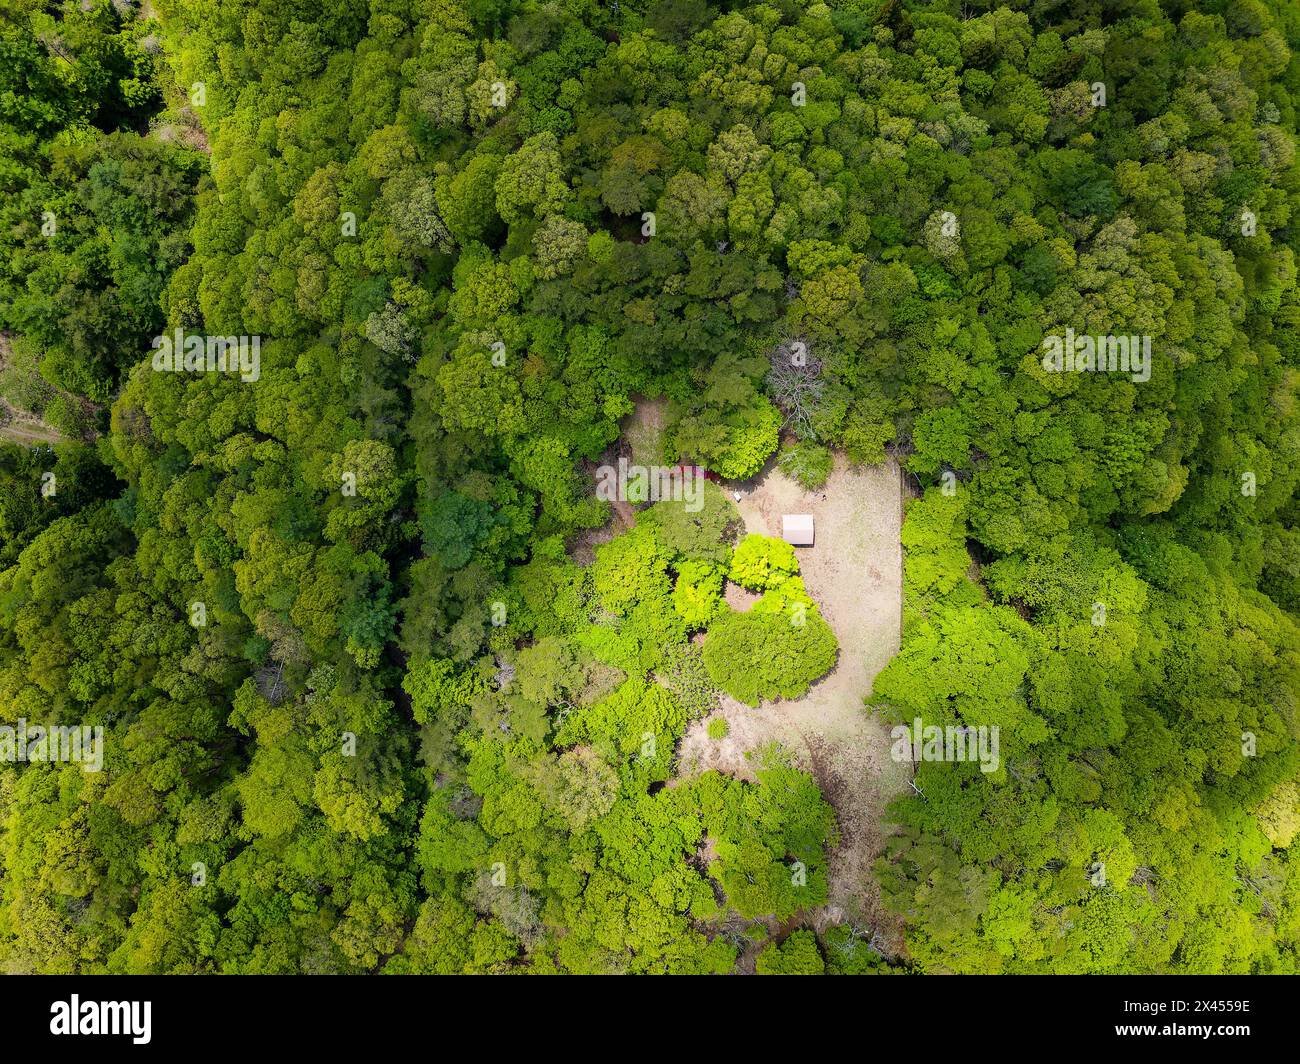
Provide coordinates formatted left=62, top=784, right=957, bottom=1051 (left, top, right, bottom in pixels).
left=702, top=608, right=837, bottom=706
left=729, top=533, right=799, bottom=591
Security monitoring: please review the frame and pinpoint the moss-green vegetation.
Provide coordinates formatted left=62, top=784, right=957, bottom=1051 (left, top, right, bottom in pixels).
left=1, top=0, right=1298, bottom=976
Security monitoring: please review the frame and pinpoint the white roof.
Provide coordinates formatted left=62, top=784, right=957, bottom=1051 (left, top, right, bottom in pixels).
left=782, top=514, right=815, bottom=545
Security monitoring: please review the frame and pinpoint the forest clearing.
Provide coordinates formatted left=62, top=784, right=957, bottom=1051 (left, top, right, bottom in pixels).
left=676, top=453, right=909, bottom=941
left=4, top=0, right=1298, bottom=990
left=0, top=401, right=63, bottom=448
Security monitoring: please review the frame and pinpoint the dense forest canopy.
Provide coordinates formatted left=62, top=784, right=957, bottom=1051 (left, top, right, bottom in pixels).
left=0, top=0, right=1298, bottom=974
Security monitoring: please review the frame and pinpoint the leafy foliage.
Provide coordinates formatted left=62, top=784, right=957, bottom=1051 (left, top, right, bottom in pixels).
left=1, top=0, right=1298, bottom=978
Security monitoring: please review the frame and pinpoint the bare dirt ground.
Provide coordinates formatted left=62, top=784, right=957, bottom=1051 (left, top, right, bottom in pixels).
left=676, top=452, right=910, bottom=945
left=0, top=405, right=63, bottom=447
left=0, top=336, right=63, bottom=448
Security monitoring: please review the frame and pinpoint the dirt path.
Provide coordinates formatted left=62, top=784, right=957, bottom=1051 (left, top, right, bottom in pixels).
left=0, top=335, right=63, bottom=448
left=621, top=394, right=666, bottom=467
left=676, top=453, right=909, bottom=942
left=0, top=392, right=64, bottom=448
left=0, top=419, right=62, bottom=447
left=569, top=397, right=664, bottom=564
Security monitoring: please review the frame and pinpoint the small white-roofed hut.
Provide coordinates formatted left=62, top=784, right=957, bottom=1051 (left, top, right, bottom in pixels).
left=782, top=514, right=814, bottom=546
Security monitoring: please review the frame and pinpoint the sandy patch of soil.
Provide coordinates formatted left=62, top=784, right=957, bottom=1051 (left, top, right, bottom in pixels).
left=723, top=582, right=761, bottom=612
left=676, top=453, right=910, bottom=945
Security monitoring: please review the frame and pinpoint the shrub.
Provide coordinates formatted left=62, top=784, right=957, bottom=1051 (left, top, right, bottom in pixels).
left=672, top=559, right=725, bottom=627
left=702, top=608, right=838, bottom=706
left=756, top=931, right=825, bottom=975
left=707, top=716, right=729, bottom=740
left=639, top=480, right=740, bottom=565
left=728, top=533, right=799, bottom=591
left=778, top=442, right=833, bottom=489
left=657, top=642, right=717, bottom=720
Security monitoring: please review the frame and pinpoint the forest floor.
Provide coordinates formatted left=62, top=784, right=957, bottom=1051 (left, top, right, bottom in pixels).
left=569, top=397, right=662, bottom=564
left=0, top=401, right=63, bottom=448
left=0, top=335, right=63, bottom=448
left=675, top=452, right=910, bottom=950
left=621, top=394, right=666, bottom=468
